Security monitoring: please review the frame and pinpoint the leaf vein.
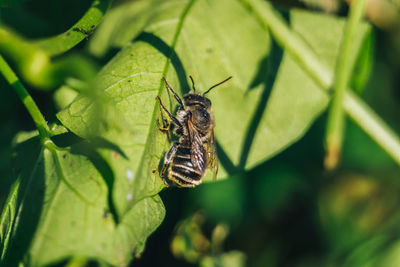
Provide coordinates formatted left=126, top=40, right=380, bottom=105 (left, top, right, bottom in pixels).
left=133, top=0, right=196, bottom=198
left=104, top=71, right=161, bottom=92
left=51, top=150, right=94, bottom=205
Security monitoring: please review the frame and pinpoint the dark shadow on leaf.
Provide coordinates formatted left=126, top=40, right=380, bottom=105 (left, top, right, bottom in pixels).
left=89, top=136, right=128, bottom=159
left=247, top=56, right=270, bottom=91
left=45, top=258, right=69, bottom=267
left=53, top=120, right=129, bottom=162
left=136, top=33, right=240, bottom=179
left=46, top=257, right=101, bottom=267
left=216, top=141, right=239, bottom=176
left=52, top=131, right=128, bottom=223
left=135, top=32, right=190, bottom=94
left=70, top=142, right=120, bottom=224
left=1, top=136, right=45, bottom=266
left=239, top=40, right=284, bottom=169
left=51, top=131, right=85, bottom=147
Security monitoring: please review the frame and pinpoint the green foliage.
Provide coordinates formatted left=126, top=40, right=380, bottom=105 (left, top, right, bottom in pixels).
left=0, top=132, right=165, bottom=266
left=200, top=251, right=246, bottom=267
left=60, top=0, right=370, bottom=187
left=170, top=212, right=245, bottom=266
left=1, top=0, right=400, bottom=266
left=34, top=0, right=112, bottom=56
left=351, top=30, right=374, bottom=94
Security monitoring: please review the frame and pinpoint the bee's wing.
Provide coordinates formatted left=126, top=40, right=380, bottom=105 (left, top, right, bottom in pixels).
left=187, top=119, right=206, bottom=172
left=205, top=129, right=219, bottom=181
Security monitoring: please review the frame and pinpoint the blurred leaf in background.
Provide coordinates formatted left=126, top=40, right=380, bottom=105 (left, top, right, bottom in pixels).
left=170, top=212, right=246, bottom=267
left=0, top=0, right=400, bottom=266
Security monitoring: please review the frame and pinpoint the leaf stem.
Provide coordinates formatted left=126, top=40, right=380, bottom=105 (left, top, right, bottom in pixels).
left=325, top=0, right=368, bottom=169
left=0, top=55, right=50, bottom=141
left=34, top=0, right=112, bottom=57
left=0, top=28, right=98, bottom=90
left=344, top=91, right=400, bottom=163
left=0, top=176, right=21, bottom=261
left=241, top=0, right=332, bottom=88
left=241, top=0, right=400, bottom=165
left=0, top=0, right=109, bottom=89
left=136, top=0, right=196, bottom=192
left=0, top=27, right=57, bottom=89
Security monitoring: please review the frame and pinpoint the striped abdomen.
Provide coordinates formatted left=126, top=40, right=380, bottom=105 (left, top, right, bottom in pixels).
left=168, top=145, right=204, bottom=187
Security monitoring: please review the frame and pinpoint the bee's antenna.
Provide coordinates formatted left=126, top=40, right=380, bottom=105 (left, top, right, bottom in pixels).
left=203, top=76, right=232, bottom=96
left=189, top=76, right=196, bottom=92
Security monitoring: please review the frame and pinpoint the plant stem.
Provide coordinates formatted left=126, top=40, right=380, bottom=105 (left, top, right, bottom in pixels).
left=241, top=0, right=332, bottom=88
left=325, top=0, right=368, bottom=169
left=0, top=28, right=98, bottom=90
left=241, top=0, right=400, bottom=165
left=0, top=0, right=110, bottom=89
left=34, top=0, right=112, bottom=57
left=344, top=91, right=400, bottom=162
left=0, top=55, right=50, bottom=140
left=0, top=27, right=57, bottom=89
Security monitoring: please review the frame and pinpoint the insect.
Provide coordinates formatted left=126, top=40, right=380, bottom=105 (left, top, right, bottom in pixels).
left=156, top=75, right=232, bottom=187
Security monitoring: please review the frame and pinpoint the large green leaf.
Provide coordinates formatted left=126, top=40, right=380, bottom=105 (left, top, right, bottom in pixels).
left=88, top=0, right=161, bottom=57
left=0, top=132, right=165, bottom=267
left=57, top=0, right=370, bottom=212
left=0, top=0, right=373, bottom=265
left=58, top=0, right=271, bottom=214
left=34, top=0, right=112, bottom=57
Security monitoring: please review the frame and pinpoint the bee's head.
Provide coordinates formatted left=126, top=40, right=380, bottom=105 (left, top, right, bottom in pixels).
left=189, top=105, right=212, bottom=131
left=183, top=76, right=232, bottom=107
left=183, top=75, right=232, bottom=131
left=183, top=93, right=212, bottom=131
left=183, top=93, right=211, bottom=108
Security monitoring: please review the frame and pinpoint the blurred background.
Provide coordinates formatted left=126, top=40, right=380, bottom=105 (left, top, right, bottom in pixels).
left=1, top=0, right=400, bottom=266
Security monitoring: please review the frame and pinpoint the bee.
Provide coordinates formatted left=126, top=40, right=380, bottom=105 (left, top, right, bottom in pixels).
left=156, top=75, right=232, bottom=187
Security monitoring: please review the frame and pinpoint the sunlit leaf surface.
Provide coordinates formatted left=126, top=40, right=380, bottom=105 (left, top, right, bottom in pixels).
left=59, top=0, right=369, bottom=202
left=0, top=1, right=372, bottom=266
left=0, top=133, right=164, bottom=266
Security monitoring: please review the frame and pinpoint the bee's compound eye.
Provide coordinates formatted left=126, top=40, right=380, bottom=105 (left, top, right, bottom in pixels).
left=192, top=108, right=210, bottom=129
left=201, top=109, right=210, bottom=121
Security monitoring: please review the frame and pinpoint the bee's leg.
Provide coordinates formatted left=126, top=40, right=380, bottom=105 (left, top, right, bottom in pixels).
left=161, top=77, right=184, bottom=108
left=161, top=173, right=169, bottom=187
left=157, top=110, right=170, bottom=139
left=161, top=142, right=179, bottom=187
left=156, top=96, right=182, bottom=128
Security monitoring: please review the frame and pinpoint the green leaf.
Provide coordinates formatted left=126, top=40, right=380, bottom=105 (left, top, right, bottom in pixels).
left=58, top=0, right=271, bottom=213
left=351, top=30, right=374, bottom=94
left=34, top=0, right=112, bottom=57
left=0, top=133, right=165, bottom=267
left=89, top=0, right=161, bottom=57
left=58, top=0, right=370, bottom=209
left=53, top=85, right=79, bottom=110
left=200, top=251, right=246, bottom=267
left=0, top=177, right=20, bottom=262
left=242, top=9, right=370, bottom=166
